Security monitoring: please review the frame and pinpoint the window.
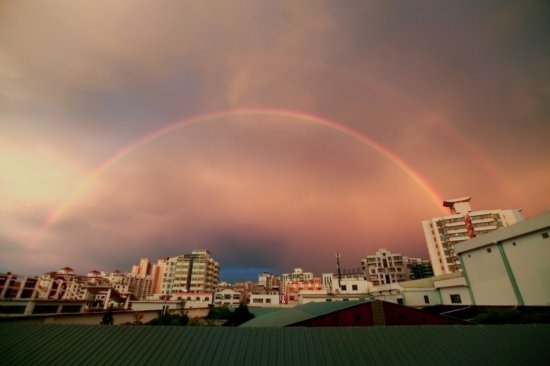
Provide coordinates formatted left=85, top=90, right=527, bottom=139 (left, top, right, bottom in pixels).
left=450, top=294, right=462, bottom=304
left=486, top=248, right=492, bottom=253
left=397, top=298, right=404, bottom=305
left=423, top=295, right=430, bottom=304
left=341, top=285, right=347, bottom=291
left=352, top=285, right=358, bottom=291
left=542, top=232, right=549, bottom=239
left=266, top=298, right=271, bottom=303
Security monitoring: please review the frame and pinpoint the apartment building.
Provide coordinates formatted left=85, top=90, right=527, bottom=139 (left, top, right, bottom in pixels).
left=422, top=197, right=524, bottom=276
left=161, top=250, right=220, bottom=295
left=361, top=249, right=410, bottom=286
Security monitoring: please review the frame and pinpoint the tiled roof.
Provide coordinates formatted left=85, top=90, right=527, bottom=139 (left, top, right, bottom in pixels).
left=1, top=323, right=548, bottom=365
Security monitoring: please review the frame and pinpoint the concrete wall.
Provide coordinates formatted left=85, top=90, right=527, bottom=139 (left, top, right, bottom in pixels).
left=503, top=231, right=550, bottom=305
left=0, top=310, right=160, bottom=325
left=131, top=301, right=210, bottom=318
left=250, top=294, right=279, bottom=307
left=402, top=289, right=440, bottom=307
left=461, top=243, right=517, bottom=305
left=439, top=287, right=471, bottom=305
left=434, top=276, right=472, bottom=305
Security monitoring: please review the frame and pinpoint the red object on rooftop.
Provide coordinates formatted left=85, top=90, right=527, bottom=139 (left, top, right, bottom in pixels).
left=464, top=215, right=477, bottom=238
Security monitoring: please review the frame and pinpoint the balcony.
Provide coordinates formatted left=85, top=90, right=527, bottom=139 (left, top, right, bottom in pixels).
left=446, top=228, right=467, bottom=235
left=471, top=218, right=495, bottom=224
left=449, top=236, right=470, bottom=242
left=475, top=225, right=497, bottom=232
left=444, top=221, right=466, bottom=227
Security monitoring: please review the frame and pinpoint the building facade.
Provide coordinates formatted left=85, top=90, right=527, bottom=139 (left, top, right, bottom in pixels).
left=361, top=249, right=410, bottom=286
left=0, top=273, right=39, bottom=300
left=214, top=288, right=243, bottom=307
left=161, top=250, right=220, bottom=295
left=455, top=211, right=550, bottom=306
left=422, top=197, right=524, bottom=276
left=407, top=259, right=434, bottom=280
left=257, top=272, right=280, bottom=293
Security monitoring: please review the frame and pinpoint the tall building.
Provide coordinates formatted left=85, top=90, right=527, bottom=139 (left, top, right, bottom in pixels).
left=361, top=249, right=409, bottom=286
left=150, top=259, right=166, bottom=296
left=422, top=197, right=524, bottom=276
left=161, top=250, right=220, bottom=295
left=131, top=258, right=152, bottom=278
left=257, top=272, right=280, bottom=293
left=407, top=259, right=434, bottom=280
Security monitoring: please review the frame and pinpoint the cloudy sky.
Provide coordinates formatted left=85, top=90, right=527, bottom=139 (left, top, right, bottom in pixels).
left=1, top=0, right=549, bottom=281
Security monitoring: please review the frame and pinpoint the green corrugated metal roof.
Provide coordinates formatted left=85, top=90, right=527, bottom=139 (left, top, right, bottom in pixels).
left=247, top=307, right=283, bottom=318
left=0, top=324, right=548, bottom=365
left=242, top=300, right=369, bottom=327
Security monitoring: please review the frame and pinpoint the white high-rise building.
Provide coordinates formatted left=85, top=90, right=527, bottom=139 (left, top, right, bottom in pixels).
left=161, top=250, right=220, bottom=295
left=361, top=249, right=409, bottom=286
left=422, top=197, right=524, bottom=276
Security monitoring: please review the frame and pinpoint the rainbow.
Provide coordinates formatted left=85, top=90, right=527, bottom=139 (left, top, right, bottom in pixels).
left=36, top=108, right=446, bottom=243
left=258, top=57, right=522, bottom=204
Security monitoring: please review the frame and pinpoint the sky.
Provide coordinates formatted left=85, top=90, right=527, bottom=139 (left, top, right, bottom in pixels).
left=1, top=0, right=549, bottom=281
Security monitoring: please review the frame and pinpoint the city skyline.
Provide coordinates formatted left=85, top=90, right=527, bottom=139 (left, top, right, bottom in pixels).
left=1, top=1, right=549, bottom=279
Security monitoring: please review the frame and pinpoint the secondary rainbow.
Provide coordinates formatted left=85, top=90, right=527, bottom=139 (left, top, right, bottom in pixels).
left=37, top=108, right=446, bottom=243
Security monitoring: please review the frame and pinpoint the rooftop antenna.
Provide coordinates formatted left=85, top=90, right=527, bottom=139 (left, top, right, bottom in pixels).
left=336, top=253, right=342, bottom=289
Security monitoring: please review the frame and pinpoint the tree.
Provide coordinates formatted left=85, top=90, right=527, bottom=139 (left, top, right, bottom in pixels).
left=100, top=305, right=114, bottom=325
left=147, top=301, right=189, bottom=326
left=206, top=305, right=233, bottom=320
left=225, top=304, right=254, bottom=326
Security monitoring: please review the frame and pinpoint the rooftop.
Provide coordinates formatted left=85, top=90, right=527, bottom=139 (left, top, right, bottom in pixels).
left=242, top=300, right=370, bottom=327
left=1, top=323, right=548, bottom=365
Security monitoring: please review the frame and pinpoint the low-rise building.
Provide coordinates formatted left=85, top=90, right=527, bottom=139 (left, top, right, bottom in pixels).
left=368, top=272, right=472, bottom=307
left=214, top=288, right=243, bottom=307
left=249, top=294, right=280, bottom=307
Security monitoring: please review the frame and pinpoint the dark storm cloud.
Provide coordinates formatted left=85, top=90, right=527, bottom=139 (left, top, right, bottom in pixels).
left=204, top=230, right=287, bottom=268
